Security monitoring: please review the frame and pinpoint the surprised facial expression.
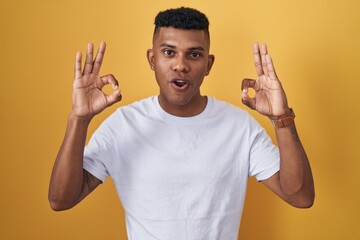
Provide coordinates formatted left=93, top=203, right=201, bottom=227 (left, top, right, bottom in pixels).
left=147, top=27, right=215, bottom=117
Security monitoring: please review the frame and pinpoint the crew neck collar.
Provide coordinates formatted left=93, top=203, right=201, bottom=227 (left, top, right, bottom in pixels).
left=152, top=96, right=213, bottom=123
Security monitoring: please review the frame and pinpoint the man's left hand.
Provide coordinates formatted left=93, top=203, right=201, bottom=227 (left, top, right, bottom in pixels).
left=241, top=42, right=290, bottom=117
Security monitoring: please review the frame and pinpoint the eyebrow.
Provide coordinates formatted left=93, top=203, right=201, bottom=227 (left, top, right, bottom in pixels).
left=159, top=43, right=205, bottom=51
left=189, top=47, right=205, bottom=51
left=160, top=43, right=176, bottom=48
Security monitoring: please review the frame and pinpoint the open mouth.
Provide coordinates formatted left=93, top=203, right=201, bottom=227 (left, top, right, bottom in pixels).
left=169, top=78, right=190, bottom=91
left=173, top=80, right=188, bottom=87
left=170, top=77, right=191, bottom=90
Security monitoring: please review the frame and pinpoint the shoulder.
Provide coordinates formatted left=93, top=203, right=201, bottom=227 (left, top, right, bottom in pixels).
left=91, top=97, right=156, bottom=136
left=98, top=96, right=156, bottom=123
left=208, top=97, right=264, bottom=130
left=115, top=96, right=156, bottom=117
left=208, top=97, right=251, bottom=119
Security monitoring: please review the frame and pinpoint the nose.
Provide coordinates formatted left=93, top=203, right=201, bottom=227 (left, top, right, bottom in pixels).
left=172, top=55, right=190, bottom=73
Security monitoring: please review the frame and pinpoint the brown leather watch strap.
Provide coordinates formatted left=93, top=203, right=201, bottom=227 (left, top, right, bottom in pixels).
left=271, top=108, right=295, bottom=128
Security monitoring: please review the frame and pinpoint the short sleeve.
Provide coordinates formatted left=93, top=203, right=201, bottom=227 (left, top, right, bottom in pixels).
left=83, top=121, right=116, bottom=183
left=248, top=121, right=280, bottom=182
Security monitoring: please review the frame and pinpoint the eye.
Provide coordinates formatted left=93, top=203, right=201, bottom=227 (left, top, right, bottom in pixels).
left=163, top=49, right=174, bottom=56
left=190, top=52, right=202, bottom=58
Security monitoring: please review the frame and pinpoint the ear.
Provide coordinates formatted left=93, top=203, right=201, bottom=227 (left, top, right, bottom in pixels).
left=147, top=49, right=155, bottom=71
left=205, top=54, right=215, bottom=76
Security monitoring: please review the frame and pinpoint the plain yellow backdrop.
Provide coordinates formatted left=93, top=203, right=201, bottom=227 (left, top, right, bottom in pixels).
left=1, top=0, right=359, bottom=239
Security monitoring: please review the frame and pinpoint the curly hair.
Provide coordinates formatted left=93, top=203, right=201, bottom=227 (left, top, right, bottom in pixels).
left=153, top=7, right=210, bottom=41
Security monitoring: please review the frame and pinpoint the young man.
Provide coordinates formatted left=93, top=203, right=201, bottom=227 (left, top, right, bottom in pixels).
left=49, top=7, right=314, bottom=239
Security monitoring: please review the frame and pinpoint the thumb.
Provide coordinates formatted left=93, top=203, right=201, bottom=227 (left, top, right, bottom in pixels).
left=241, top=89, right=256, bottom=110
left=241, top=78, right=256, bottom=110
left=106, top=88, right=122, bottom=107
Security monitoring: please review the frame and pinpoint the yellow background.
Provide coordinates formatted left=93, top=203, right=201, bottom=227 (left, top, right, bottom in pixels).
left=1, top=0, right=359, bottom=239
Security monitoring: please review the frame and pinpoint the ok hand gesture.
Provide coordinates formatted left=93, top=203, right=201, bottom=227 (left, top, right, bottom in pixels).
left=241, top=43, right=290, bottom=117
left=72, top=42, right=122, bottom=120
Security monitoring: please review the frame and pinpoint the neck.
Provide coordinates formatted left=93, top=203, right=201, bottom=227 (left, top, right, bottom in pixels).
left=158, top=95, right=208, bottom=117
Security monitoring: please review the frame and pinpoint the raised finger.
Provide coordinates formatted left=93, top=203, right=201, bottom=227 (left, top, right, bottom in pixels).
left=265, top=54, right=278, bottom=80
left=260, top=44, right=269, bottom=76
left=253, top=42, right=264, bottom=76
left=83, top=43, right=94, bottom=75
left=74, top=51, right=82, bottom=79
left=92, top=42, right=106, bottom=75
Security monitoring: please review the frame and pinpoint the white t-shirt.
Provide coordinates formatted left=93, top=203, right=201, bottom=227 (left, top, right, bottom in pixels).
left=84, top=96, right=280, bottom=240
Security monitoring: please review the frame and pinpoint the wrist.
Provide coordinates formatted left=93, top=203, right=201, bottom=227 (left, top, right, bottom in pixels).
left=68, top=112, right=93, bottom=126
left=270, top=108, right=295, bottom=128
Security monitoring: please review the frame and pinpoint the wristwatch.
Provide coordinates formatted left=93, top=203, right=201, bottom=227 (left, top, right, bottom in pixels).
left=271, top=108, right=295, bottom=128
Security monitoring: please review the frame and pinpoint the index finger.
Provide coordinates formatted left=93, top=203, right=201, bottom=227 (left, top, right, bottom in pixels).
left=92, top=42, right=106, bottom=75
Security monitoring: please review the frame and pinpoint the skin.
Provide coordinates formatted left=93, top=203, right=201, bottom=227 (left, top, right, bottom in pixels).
left=147, top=27, right=214, bottom=117
left=48, top=28, right=314, bottom=211
left=48, top=42, right=121, bottom=210
left=242, top=43, right=315, bottom=207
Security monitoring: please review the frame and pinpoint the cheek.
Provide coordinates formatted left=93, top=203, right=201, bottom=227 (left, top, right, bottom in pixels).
left=194, top=63, right=209, bottom=77
left=154, top=58, right=170, bottom=73
left=154, top=65, right=169, bottom=85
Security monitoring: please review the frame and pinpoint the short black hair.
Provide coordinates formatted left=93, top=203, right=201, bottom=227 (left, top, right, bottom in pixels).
left=153, top=7, right=210, bottom=41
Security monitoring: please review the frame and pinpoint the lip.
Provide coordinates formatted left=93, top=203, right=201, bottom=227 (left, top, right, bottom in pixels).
left=169, top=77, right=191, bottom=90
left=170, top=76, right=191, bottom=83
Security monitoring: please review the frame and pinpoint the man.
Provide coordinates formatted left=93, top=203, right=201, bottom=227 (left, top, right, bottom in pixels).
left=49, top=7, right=314, bottom=239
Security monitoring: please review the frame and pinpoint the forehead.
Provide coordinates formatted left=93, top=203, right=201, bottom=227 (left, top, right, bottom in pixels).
left=153, top=27, right=209, bottom=50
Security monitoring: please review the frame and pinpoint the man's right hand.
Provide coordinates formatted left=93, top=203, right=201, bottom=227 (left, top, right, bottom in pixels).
left=72, top=42, right=122, bottom=120
left=49, top=42, right=121, bottom=211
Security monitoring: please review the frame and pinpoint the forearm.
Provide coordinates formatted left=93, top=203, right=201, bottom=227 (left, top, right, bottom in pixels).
left=48, top=113, right=91, bottom=210
left=275, top=123, right=315, bottom=205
